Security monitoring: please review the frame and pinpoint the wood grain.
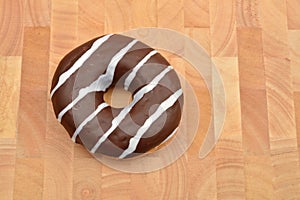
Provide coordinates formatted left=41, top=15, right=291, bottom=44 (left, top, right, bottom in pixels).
left=105, top=0, right=133, bottom=33
left=0, top=57, right=21, bottom=139
left=265, top=56, right=300, bottom=199
left=0, top=139, right=16, bottom=200
left=213, top=57, right=245, bottom=199
left=158, top=0, right=184, bottom=31
left=288, top=30, right=300, bottom=92
left=185, top=28, right=211, bottom=56
left=78, top=0, right=104, bottom=43
left=131, top=0, right=157, bottom=28
left=210, top=0, right=237, bottom=56
left=287, top=0, right=300, bottom=30
left=72, top=158, right=102, bottom=200
left=184, top=0, right=209, bottom=28
left=24, top=0, right=50, bottom=27
left=244, top=155, right=273, bottom=199
left=0, top=0, right=300, bottom=199
left=13, top=158, right=44, bottom=200
left=237, top=27, right=273, bottom=199
left=0, top=0, right=24, bottom=56
left=260, top=9, right=300, bottom=199
left=261, top=0, right=289, bottom=58
left=236, top=0, right=261, bottom=28
left=17, top=27, right=49, bottom=157
left=294, top=92, right=300, bottom=160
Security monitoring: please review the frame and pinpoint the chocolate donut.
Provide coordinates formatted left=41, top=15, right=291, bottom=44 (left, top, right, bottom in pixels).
left=50, top=34, right=183, bottom=159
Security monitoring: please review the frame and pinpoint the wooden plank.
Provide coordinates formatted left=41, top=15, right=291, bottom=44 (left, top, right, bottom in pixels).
left=294, top=92, right=300, bottom=160
left=46, top=106, right=72, bottom=200
left=270, top=149, right=300, bottom=199
left=131, top=0, right=157, bottom=28
left=239, top=94, right=273, bottom=197
left=78, top=0, right=104, bottom=43
left=187, top=152, right=217, bottom=199
left=210, top=0, right=237, bottom=56
left=240, top=89, right=270, bottom=154
left=261, top=0, right=289, bottom=58
left=237, top=28, right=265, bottom=90
left=0, top=57, right=21, bottom=139
left=184, top=28, right=211, bottom=56
left=130, top=156, right=188, bottom=199
left=14, top=27, right=49, bottom=199
left=237, top=29, right=272, bottom=200
left=13, top=158, right=44, bottom=200
left=105, top=0, right=158, bottom=33
left=264, top=56, right=300, bottom=198
left=72, top=158, right=102, bottom=200
left=237, top=26, right=270, bottom=156
left=43, top=1, right=78, bottom=199
left=0, top=139, right=16, bottom=200
left=244, top=155, right=274, bottom=199
left=159, top=156, right=188, bottom=199
left=261, top=9, right=300, bottom=199
left=157, top=0, right=184, bottom=32
left=213, top=57, right=245, bottom=199
left=0, top=0, right=24, bottom=56
left=43, top=125, right=74, bottom=200
left=20, top=27, right=50, bottom=90
left=172, top=33, right=212, bottom=147
left=287, top=0, right=300, bottom=30
left=265, top=57, right=296, bottom=140
left=49, top=0, right=78, bottom=82
left=17, top=89, right=47, bottom=157
left=17, top=27, right=49, bottom=158
left=176, top=40, right=216, bottom=199
left=101, top=166, right=131, bottom=200
left=184, top=0, right=210, bottom=28
left=130, top=171, right=163, bottom=199
left=104, top=0, right=133, bottom=33
left=288, top=30, right=300, bottom=92
left=236, top=0, right=261, bottom=28
left=24, top=0, right=50, bottom=27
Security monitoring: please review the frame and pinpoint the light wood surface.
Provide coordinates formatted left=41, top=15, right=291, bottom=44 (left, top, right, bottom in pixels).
left=1, top=0, right=300, bottom=199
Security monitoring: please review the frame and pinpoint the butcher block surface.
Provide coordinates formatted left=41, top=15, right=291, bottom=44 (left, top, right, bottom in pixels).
left=1, top=0, right=300, bottom=199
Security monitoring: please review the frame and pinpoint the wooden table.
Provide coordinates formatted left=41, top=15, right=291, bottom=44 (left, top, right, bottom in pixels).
left=1, top=0, right=300, bottom=199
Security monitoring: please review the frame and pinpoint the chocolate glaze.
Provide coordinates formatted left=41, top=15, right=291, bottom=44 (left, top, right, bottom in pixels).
left=50, top=34, right=183, bottom=158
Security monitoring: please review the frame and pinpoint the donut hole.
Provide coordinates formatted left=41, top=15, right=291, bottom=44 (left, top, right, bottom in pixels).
left=103, top=86, right=132, bottom=108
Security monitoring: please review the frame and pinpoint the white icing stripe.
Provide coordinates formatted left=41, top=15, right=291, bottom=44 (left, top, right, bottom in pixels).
left=119, top=89, right=183, bottom=159
left=123, top=50, right=158, bottom=90
left=90, top=66, right=173, bottom=153
left=71, top=102, right=109, bottom=142
left=57, top=39, right=138, bottom=122
left=50, top=34, right=113, bottom=98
